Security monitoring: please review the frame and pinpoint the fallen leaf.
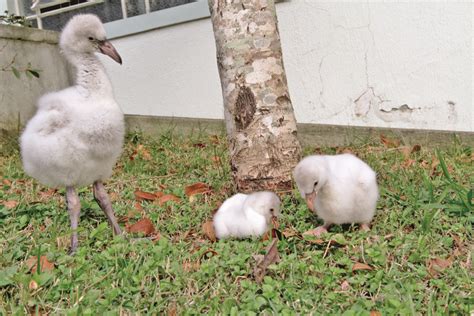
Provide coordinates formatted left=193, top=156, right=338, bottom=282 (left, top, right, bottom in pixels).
left=192, top=143, right=206, bottom=148
left=199, top=249, right=218, bottom=260
left=282, top=228, right=300, bottom=238
left=119, top=207, right=141, bottom=223
left=137, top=144, right=152, bottom=161
left=305, top=238, right=325, bottom=245
left=155, top=191, right=165, bottom=198
left=38, top=188, right=57, bottom=199
left=167, top=302, right=178, bottom=316
left=211, top=156, right=220, bottom=163
left=134, top=190, right=157, bottom=201
left=336, top=147, right=354, bottom=154
left=370, top=311, right=382, bottom=316
left=352, top=262, right=373, bottom=272
left=108, top=191, right=120, bottom=202
left=427, top=257, right=452, bottom=276
left=202, top=221, right=216, bottom=242
left=340, top=280, right=350, bottom=291
left=149, top=232, right=161, bottom=242
left=411, top=144, right=421, bottom=153
left=134, top=201, right=143, bottom=211
left=3, top=179, right=12, bottom=186
left=25, top=256, right=55, bottom=273
left=380, top=134, right=401, bottom=148
left=402, top=158, right=416, bottom=168
left=399, top=146, right=412, bottom=159
left=157, top=194, right=181, bottom=206
left=29, top=280, right=38, bottom=290
left=253, top=239, right=280, bottom=283
left=185, top=182, right=212, bottom=197
left=126, top=218, right=156, bottom=236
left=56, top=236, right=69, bottom=249
left=209, top=135, right=220, bottom=144
left=3, top=200, right=18, bottom=209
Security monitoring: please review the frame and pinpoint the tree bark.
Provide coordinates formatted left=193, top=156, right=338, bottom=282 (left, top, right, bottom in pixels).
left=208, top=0, right=301, bottom=192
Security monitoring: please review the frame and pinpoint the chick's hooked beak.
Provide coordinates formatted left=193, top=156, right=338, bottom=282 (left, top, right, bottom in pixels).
left=305, top=191, right=317, bottom=212
left=98, top=40, right=122, bottom=64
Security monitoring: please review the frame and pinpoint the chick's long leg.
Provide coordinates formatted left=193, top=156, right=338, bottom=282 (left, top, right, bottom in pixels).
left=93, top=181, right=122, bottom=235
left=66, top=186, right=81, bottom=254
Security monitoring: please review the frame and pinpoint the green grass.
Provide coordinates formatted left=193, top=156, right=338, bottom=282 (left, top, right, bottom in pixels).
left=0, top=131, right=472, bottom=315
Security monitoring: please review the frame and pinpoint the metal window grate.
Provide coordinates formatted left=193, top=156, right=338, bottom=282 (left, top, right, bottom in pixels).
left=14, top=0, right=196, bottom=31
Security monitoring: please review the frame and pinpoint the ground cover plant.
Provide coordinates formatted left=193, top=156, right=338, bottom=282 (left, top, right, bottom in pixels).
left=0, top=130, right=472, bottom=315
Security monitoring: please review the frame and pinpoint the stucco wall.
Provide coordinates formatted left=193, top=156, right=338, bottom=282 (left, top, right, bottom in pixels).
left=105, top=1, right=473, bottom=132
left=0, top=25, right=73, bottom=131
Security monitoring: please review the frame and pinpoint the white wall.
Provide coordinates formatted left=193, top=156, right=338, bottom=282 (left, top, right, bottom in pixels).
left=104, top=1, right=473, bottom=132
left=0, top=0, right=7, bottom=13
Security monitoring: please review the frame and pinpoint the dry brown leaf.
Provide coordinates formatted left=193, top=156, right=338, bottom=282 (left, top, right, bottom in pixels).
left=399, top=146, right=412, bottom=159
left=126, top=218, right=156, bottom=236
left=202, top=221, right=216, bottom=242
left=185, top=182, right=212, bottom=197
left=380, top=134, right=401, bottom=148
left=336, top=147, right=354, bottom=155
left=56, top=236, right=69, bottom=249
left=211, top=156, right=221, bottom=163
left=305, top=238, right=325, bottom=245
left=340, top=280, right=350, bottom=291
left=352, top=262, right=373, bottom=272
left=134, top=190, right=157, bottom=201
left=25, top=256, right=55, bottom=273
left=29, top=280, right=38, bottom=290
left=3, top=200, right=18, bottom=209
left=137, top=144, right=152, bottom=161
left=108, top=191, right=120, bottom=202
left=402, top=158, right=416, bottom=168
left=209, top=135, right=220, bottom=144
left=149, top=232, right=161, bottom=243
left=134, top=201, right=143, bottom=211
left=38, top=188, right=57, bottom=199
left=192, top=143, right=207, bottom=148
left=370, top=311, right=382, bottom=316
left=157, top=194, right=181, bottom=206
left=282, top=228, right=300, bottom=238
left=155, top=191, right=165, bottom=199
left=167, top=302, right=178, bottom=316
left=253, top=239, right=280, bottom=283
left=183, top=260, right=201, bottom=272
left=200, top=249, right=218, bottom=260
left=411, top=144, right=421, bottom=153
left=2, top=179, right=12, bottom=186
left=428, top=257, right=452, bottom=276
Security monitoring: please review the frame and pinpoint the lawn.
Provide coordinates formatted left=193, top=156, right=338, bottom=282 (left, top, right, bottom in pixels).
left=0, top=130, right=472, bottom=315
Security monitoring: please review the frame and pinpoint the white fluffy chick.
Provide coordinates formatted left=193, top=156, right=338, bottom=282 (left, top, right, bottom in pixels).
left=213, top=192, right=281, bottom=239
left=293, top=154, right=379, bottom=236
left=20, top=14, right=124, bottom=253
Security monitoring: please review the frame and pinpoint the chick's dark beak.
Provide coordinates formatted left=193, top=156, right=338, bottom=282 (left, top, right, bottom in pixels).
left=98, top=40, right=122, bottom=64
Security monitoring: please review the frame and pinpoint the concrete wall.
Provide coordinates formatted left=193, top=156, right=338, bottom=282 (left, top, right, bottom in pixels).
left=105, top=1, right=473, bottom=132
left=0, top=25, right=72, bottom=131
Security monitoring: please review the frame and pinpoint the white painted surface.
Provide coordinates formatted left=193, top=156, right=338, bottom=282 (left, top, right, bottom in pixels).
left=104, top=1, right=473, bottom=132
left=0, top=0, right=8, bottom=13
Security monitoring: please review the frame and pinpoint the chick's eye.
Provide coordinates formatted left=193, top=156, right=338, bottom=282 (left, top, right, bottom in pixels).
left=314, top=181, right=318, bottom=187
left=269, top=208, right=274, bottom=213
left=88, top=37, right=94, bottom=41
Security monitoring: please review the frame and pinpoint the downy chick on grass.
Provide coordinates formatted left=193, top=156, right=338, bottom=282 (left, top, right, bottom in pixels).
left=213, top=192, right=281, bottom=239
left=293, top=154, right=379, bottom=236
left=20, top=14, right=124, bottom=253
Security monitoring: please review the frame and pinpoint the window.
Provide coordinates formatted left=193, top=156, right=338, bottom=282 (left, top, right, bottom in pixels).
left=10, top=0, right=198, bottom=32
